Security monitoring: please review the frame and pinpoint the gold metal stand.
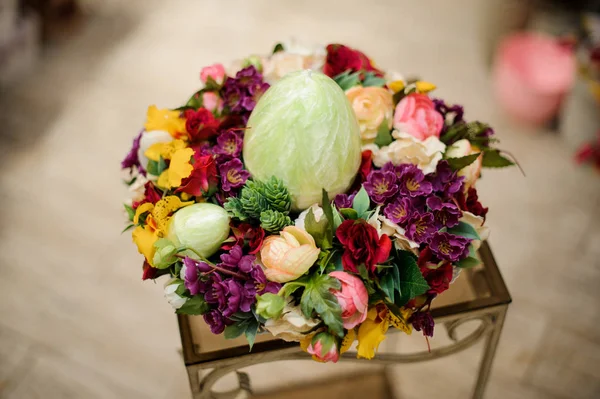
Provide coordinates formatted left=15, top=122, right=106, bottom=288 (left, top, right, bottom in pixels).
left=178, top=242, right=511, bottom=399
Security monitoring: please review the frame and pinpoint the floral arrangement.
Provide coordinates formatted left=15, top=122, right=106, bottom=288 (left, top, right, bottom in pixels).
left=121, top=41, right=514, bottom=362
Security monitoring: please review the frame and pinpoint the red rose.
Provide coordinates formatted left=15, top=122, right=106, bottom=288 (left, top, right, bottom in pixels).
left=420, top=262, right=453, bottom=295
left=184, top=108, right=219, bottom=142
left=222, top=223, right=265, bottom=254
left=336, top=219, right=391, bottom=274
left=142, top=260, right=158, bottom=280
left=323, top=44, right=384, bottom=78
left=176, top=152, right=218, bottom=196
left=456, top=187, right=488, bottom=218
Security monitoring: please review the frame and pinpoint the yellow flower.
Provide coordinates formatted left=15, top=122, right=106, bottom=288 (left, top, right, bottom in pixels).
left=260, top=226, right=320, bottom=283
left=131, top=196, right=193, bottom=266
left=167, top=148, right=194, bottom=188
left=144, top=139, right=187, bottom=162
left=388, top=80, right=405, bottom=93
left=144, top=105, right=187, bottom=139
left=356, top=304, right=413, bottom=360
left=340, top=329, right=356, bottom=354
left=415, top=81, right=436, bottom=93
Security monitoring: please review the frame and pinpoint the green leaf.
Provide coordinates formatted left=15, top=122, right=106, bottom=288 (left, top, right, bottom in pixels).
left=374, top=118, right=393, bottom=147
left=445, top=153, right=481, bottom=171
left=224, top=322, right=248, bottom=339
left=358, top=264, right=369, bottom=280
left=124, top=204, right=135, bottom=221
left=146, top=156, right=167, bottom=176
left=362, top=71, right=386, bottom=87
left=305, top=207, right=332, bottom=249
left=340, top=208, right=358, bottom=220
left=456, top=256, right=481, bottom=268
left=176, top=296, right=210, bottom=315
left=379, top=264, right=401, bottom=304
left=447, top=221, right=480, bottom=240
left=121, top=224, right=134, bottom=233
left=393, top=90, right=406, bottom=106
left=482, top=149, right=515, bottom=168
left=281, top=281, right=305, bottom=298
left=352, top=186, right=371, bottom=218
left=396, top=250, right=429, bottom=306
left=333, top=70, right=361, bottom=91
left=272, top=42, right=285, bottom=53
left=245, top=318, right=259, bottom=350
left=300, top=274, right=343, bottom=337
left=332, top=207, right=344, bottom=230
left=204, top=76, right=221, bottom=91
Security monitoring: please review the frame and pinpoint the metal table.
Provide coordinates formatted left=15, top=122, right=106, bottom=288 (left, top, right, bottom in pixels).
left=178, top=242, right=511, bottom=399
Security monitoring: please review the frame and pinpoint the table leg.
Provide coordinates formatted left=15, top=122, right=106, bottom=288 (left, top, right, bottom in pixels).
left=472, top=306, right=507, bottom=399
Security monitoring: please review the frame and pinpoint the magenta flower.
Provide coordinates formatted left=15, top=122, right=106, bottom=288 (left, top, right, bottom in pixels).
left=430, top=160, right=464, bottom=196
left=397, top=164, right=433, bottom=197
left=405, top=212, right=437, bottom=243
left=203, top=309, right=226, bottom=334
left=364, top=170, right=398, bottom=204
left=383, top=197, right=414, bottom=225
left=219, top=245, right=244, bottom=269
left=429, top=232, right=470, bottom=262
left=219, top=158, right=250, bottom=191
left=426, top=196, right=462, bottom=228
left=410, top=311, right=435, bottom=337
left=222, top=66, right=269, bottom=121
left=214, top=130, right=243, bottom=159
left=121, top=130, right=144, bottom=174
left=334, top=193, right=355, bottom=209
left=183, top=257, right=211, bottom=295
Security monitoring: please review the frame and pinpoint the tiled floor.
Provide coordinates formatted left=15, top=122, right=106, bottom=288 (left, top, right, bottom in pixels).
left=0, top=0, right=599, bottom=398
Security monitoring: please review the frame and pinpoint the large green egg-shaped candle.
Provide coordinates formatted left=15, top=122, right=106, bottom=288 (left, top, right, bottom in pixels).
left=244, top=70, right=362, bottom=211
left=167, top=203, right=230, bottom=258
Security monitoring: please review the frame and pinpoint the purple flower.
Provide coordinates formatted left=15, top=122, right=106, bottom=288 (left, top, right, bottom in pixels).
left=429, top=232, right=470, bottom=262
left=214, top=130, right=243, bottom=159
left=204, top=309, right=226, bottom=334
left=426, top=196, right=462, bottom=228
left=383, top=197, right=414, bottom=225
left=219, top=245, right=244, bottom=269
left=410, top=311, right=435, bottom=337
left=397, top=164, right=433, bottom=197
left=222, top=279, right=243, bottom=317
left=222, top=66, right=269, bottom=120
left=204, top=274, right=228, bottom=309
left=121, top=130, right=145, bottom=174
left=219, top=158, right=250, bottom=192
left=334, top=193, right=355, bottom=209
left=182, top=257, right=211, bottom=295
left=250, top=265, right=281, bottom=295
left=238, top=255, right=256, bottom=274
left=364, top=170, right=398, bottom=204
left=405, top=212, right=437, bottom=243
left=430, top=160, right=464, bottom=196
left=433, top=98, right=464, bottom=127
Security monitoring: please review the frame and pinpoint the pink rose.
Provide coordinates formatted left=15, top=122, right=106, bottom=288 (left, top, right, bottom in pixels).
left=201, top=92, right=223, bottom=113
left=306, top=332, right=340, bottom=363
left=329, top=271, right=368, bottom=329
left=393, top=93, right=444, bottom=141
left=200, top=63, right=226, bottom=84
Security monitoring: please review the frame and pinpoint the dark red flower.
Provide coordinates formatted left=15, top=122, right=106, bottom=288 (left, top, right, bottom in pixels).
left=132, top=181, right=162, bottom=209
left=184, top=108, right=220, bottom=142
left=177, top=152, right=218, bottom=196
left=222, top=223, right=265, bottom=255
left=323, top=44, right=384, bottom=78
left=142, top=261, right=158, bottom=280
left=336, top=219, right=391, bottom=274
left=420, top=262, right=453, bottom=295
left=360, top=150, right=373, bottom=181
left=456, top=187, right=488, bottom=218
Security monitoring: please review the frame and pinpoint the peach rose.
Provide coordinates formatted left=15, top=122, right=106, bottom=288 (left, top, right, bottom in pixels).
left=200, top=63, right=226, bottom=84
left=445, top=139, right=482, bottom=190
left=260, top=226, right=320, bottom=283
left=393, top=93, right=444, bottom=140
left=346, top=86, right=394, bottom=143
left=329, top=271, right=369, bottom=329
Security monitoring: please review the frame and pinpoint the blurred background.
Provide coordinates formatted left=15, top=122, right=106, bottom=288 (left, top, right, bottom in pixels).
left=1, top=0, right=599, bottom=398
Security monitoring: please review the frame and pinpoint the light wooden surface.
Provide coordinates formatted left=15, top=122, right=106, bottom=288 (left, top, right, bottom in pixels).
left=0, top=0, right=599, bottom=398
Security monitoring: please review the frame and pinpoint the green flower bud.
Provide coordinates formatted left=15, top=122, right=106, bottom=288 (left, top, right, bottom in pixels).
left=152, top=238, right=178, bottom=269
left=255, top=293, right=285, bottom=320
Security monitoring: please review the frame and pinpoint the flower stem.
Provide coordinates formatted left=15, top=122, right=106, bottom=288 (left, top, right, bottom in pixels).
left=178, top=248, right=247, bottom=280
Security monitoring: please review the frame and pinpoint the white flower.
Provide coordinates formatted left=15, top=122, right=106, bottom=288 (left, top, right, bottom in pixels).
left=294, top=203, right=324, bottom=231
left=459, top=211, right=490, bottom=250
left=164, top=278, right=187, bottom=310
left=367, top=207, right=419, bottom=254
left=264, top=300, right=318, bottom=342
left=128, top=170, right=150, bottom=202
left=373, top=131, right=445, bottom=174
left=281, top=38, right=326, bottom=57
left=445, top=139, right=482, bottom=190
left=263, top=52, right=307, bottom=82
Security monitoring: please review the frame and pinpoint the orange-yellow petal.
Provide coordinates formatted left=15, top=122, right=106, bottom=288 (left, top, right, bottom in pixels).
left=356, top=308, right=389, bottom=360
left=388, top=307, right=413, bottom=335
left=132, top=226, right=158, bottom=266
left=144, top=105, right=187, bottom=138
left=156, top=170, right=170, bottom=190
left=168, top=148, right=194, bottom=188
left=144, top=142, right=165, bottom=163
left=133, top=203, right=154, bottom=225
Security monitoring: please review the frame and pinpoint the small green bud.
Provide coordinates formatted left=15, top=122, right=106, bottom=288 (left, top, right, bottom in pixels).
left=255, top=293, right=285, bottom=320
left=153, top=238, right=178, bottom=269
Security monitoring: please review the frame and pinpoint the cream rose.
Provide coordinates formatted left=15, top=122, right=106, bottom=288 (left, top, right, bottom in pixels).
left=373, top=131, right=445, bottom=174
left=367, top=208, right=419, bottom=254
left=445, top=139, right=482, bottom=190
left=264, top=300, right=319, bottom=342
left=346, top=86, right=394, bottom=143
